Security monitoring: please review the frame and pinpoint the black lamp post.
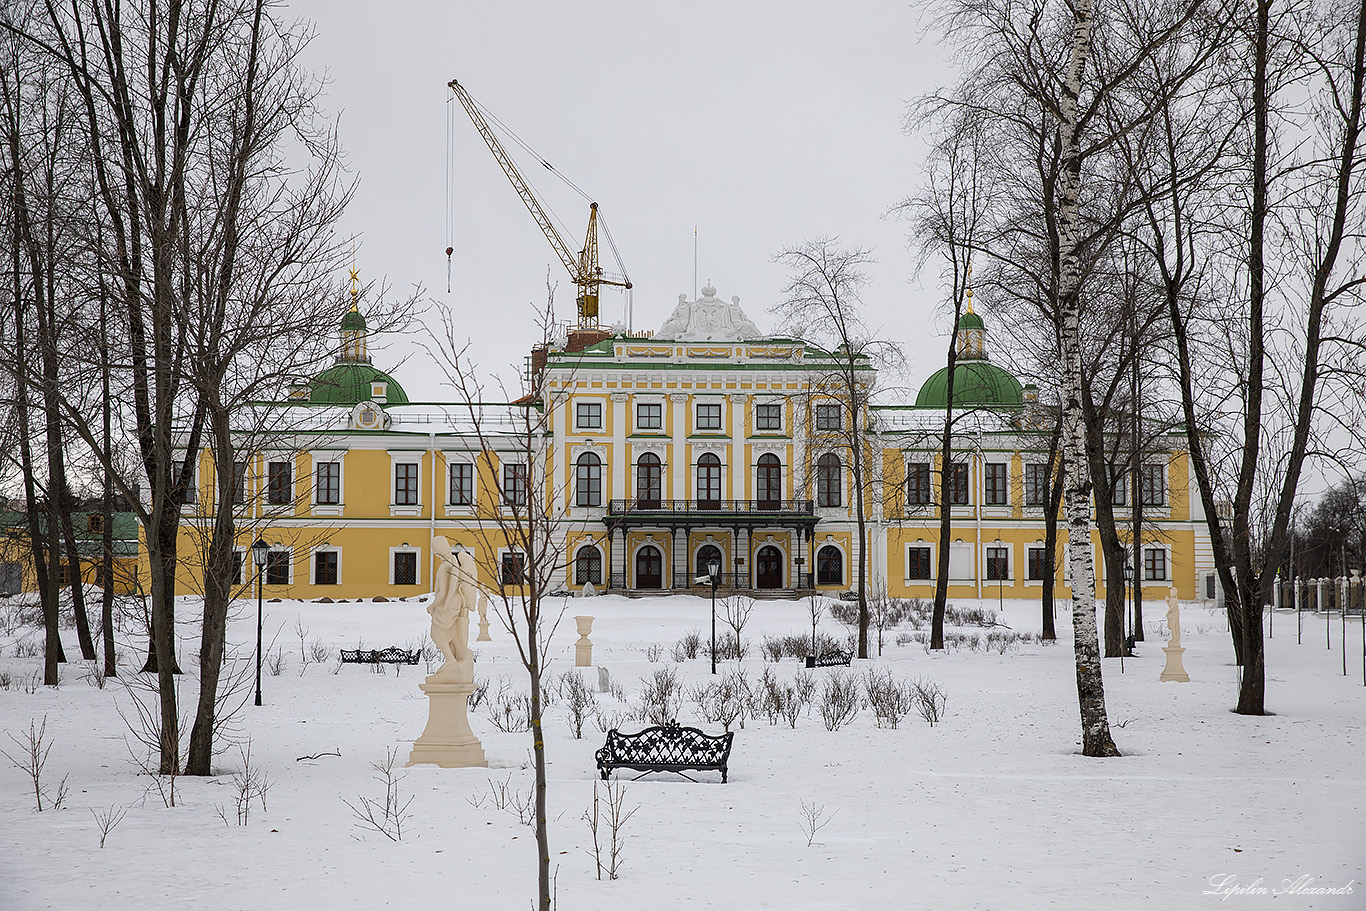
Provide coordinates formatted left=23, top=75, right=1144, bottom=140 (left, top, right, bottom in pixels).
left=708, top=558, right=721, bottom=675
left=1122, top=562, right=1134, bottom=671
left=251, top=538, right=270, bottom=707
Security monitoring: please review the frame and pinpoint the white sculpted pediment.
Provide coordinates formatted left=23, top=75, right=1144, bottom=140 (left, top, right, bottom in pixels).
left=656, top=281, right=763, bottom=342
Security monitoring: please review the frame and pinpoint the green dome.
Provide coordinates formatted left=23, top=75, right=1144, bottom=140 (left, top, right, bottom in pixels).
left=915, top=361, right=1023, bottom=408
left=309, top=363, right=408, bottom=405
left=340, top=308, right=367, bottom=331
left=958, top=310, right=984, bottom=330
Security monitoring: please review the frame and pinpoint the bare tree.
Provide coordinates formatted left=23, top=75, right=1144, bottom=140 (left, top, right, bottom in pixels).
left=773, top=238, right=900, bottom=658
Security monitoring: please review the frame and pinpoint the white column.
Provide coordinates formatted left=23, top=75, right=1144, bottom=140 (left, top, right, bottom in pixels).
left=670, top=393, right=689, bottom=502
left=729, top=393, right=747, bottom=501
left=611, top=393, right=628, bottom=504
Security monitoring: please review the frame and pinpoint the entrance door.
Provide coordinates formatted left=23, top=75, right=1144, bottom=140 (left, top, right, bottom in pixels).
left=755, top=545, right=783, bottom=589
left=635, top=545, right=663, bottom=590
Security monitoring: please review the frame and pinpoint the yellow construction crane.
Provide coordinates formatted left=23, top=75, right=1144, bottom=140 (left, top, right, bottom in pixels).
left=448, top=78, right=630, bottom=330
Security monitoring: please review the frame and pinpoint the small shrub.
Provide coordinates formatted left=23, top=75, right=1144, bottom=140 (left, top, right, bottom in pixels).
left=640, top=666, right=682, bottom=726
left=818, top=672, right=859, bottom=731
left=760, top=636, right=785, bottom=663
left=862, top=667, right=914, bottom=729
left=693, top=670, right=750, bottom=731
left=308, top=639, right=332, bottom=664
left=672, top=630, right=702, bottom=662
left=489, top=686, right=532, bottom=733
left=560, top=670, right=598, bottom=739
left=644, top=643, right=664, bottom=663
left=910, top=677, right=948, bottom=726
left=267, top=648, right=287, bottom=677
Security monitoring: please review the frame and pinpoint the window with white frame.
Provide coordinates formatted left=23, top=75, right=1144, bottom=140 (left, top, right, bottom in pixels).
left=576, top=401, right=603, bottom=431
left=576, top=452, right=603, bottom=507
left=448, top=461, right=473, bottom=506
left=315, top=460, right=341, bottom=505
left=502, top=462, right=528, bottom=507
left=1144, top=547, right=1167, bottom=581
left=313, top=549, right=339, bottom=585
left=906, top=545, right=932, bottom=580
left=636, top=402, right=662, bottom=431
left=172, top=459, right=198, bottom=505
left=1024, top=463, right=1049, bottom=507
left=1028, top=546, right=1048, bottom=581
left=906, top=463, right=932, bottom=506
left=948, top=462, right=969, bottom=505
left=815, top=403, right=842, bottom=432
left=575, top=546, right=602, bottom=585
left=392, top=550, right=419, bottom=586
left=1140, top=464, right=1166, bottom=506
left=265, top=549, right=291, bottom=586
left=986, top=546, right=1009, bottom=580
left=394, top=462, right=419, bottom=506
left=696, top=402, right=722, bottom=431
left=755, top=403, right=782, bottom=431
left=501, top=551, right=526, bottom=586
left=231, top=460, right=248, bottom=504
left=816, top=453, right=842, bottom=507
left=985, top=462, right=1008, bottom=506
left=1111, top=471, right=1127, bottom=506
left=816, top=546, right=843, bottom=585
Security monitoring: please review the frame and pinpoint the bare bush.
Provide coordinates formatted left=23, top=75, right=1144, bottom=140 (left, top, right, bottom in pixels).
left=585, top=778, right=638, bottom=880
left=343, top=747, right=414, bottom=841
left=467, top=678, right=491, bottom=712
left=486, top=772, right=535, bottom=826
left=792, top=671, right=816, bottom=712
left=707, top=632, right=748, bottom=662
left=692, top=670, right=750, bottom=731
left=760, top=637, right=785, bottom=662
left=722, top=595, right=755, bottom=642
left=672, top=630, right=702, bottom=662
left=2, top=716, right=68, bottom=811
left=267, top=648, right=287, bottom=677
left=91, top=805, right=128, bottom=848
left=799, top=800, right=837, bottom=847
left=862, top=668, right=914, bottom=729
left=986, top=630, right=1027, bottom=655
left=818, top=672, right=859, bottom=731
left=560, top=670, right=598, bottom=739
left=644, top=643, right=663, bottom=663
left=910, top=678, right=948, bottom=726
left=489, top=686, right=532, bottom=733
left=309, top=639, right=332, bottom=664
left=230, top=740, right=271, bottom=825
left=640, top=667, right=682, bottom=726
left=595, top=709, right=634, bottom=734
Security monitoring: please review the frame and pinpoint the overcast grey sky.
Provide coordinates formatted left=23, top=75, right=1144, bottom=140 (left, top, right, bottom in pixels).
left=293, top=1, right=958, bottom=400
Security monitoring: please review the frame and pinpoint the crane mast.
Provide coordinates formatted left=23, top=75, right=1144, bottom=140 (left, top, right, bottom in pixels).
left=448, top=78, right=630, bottom=330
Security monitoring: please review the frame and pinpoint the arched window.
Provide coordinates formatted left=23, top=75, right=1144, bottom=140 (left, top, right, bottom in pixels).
left=575, top=452, right=602, bottom=507
left=816, top=545, right=843, bottom=585
left=696, top=543, right=723, bottom=585
left=816, top=453, right=842, bottom=507
left=697, top=453, right=721, bottom=507
left=757, top=454, right=782, bottom=510
left=637, top=453, right=662, bottom=508
left=575, top=546, right=602, bottom=586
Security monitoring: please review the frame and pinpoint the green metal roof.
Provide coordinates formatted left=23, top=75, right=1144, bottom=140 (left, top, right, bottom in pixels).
left=958, top=310, right=984, bottom=330
left=340, top=308, right=366, bottom=331
left=309, top=363, right=409, bottom=405
left=914, top=361, right=1023, bottom=408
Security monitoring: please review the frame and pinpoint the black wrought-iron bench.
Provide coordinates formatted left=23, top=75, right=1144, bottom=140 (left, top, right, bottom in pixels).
left=339, top=647, right=421, bottom=666
left=804, top=649, right=853, bottom=668
left=595, top=721, right=734, bottom=783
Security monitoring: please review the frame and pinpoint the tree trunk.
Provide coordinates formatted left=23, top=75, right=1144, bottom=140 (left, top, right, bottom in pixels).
left=1041, top=414, right=1064, bottom=641
left=931, top=301, right=963, bottom=651
left=1057, top=0, right=1119, bottom=757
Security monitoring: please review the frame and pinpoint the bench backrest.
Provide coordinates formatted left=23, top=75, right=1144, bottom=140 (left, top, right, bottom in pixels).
left=605, top=722, right=732, bottom=765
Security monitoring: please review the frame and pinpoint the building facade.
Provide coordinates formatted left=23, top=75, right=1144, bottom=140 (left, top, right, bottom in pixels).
left=166, top=282, right=1216, bottom=605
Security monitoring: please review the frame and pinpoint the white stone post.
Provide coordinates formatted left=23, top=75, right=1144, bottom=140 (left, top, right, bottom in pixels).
left=574, top=616, right=594, bottom=667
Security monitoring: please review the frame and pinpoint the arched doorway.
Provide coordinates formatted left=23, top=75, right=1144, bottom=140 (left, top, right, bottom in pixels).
left=635, top=545, right=663, bottom=590
left=755, top=545, right=783, bottom=589
left=696, top=543, right=723, bottom=587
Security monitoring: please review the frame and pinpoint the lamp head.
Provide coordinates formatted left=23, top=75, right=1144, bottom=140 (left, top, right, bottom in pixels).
left=707, top=559, right=720, bottom=579
left=1123, top=563, right=1133, bottom=582
left=251, top=538, right=270, bottom=568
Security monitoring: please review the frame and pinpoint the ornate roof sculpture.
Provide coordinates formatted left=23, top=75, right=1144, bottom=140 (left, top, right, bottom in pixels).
left=308, top=268, right=409, bottom=406
left=656, top=281, right=763, bottom=342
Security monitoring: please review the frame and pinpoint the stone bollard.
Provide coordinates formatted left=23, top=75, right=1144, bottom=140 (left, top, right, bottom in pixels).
left=574, top=616, right=594, bottom=667
left=598, top=666, right=611, bottom=694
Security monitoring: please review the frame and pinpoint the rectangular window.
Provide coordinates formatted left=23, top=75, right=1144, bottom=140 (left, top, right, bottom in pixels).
left=1028, top=547, right=1047, bottom=581
left=393, top=551, right=417, bottom=586
left=949, top=462, right=969, bottom=506
left=755, top=403, right=781, bottom=431
left=315, top=462, right=341, bottom=505
left=314, top=551, right=338, bottom=585
left=907, top=546, right=932, bottom=580
left=1024, top=463, right=1049, bottom=507
left=696, top=403, right=722, bottom=431
left=501, top=552, right=525, bottom=586
left=815, top=404, right=842, bottom=432
left=449, top=462, right=473, bottom=506
left=503, top=463, right=527, bottom=506
left=636, top=403, right=662, bottom=430
left=267, top=461, right=292, bottom=505
left=1144, top=548, right=1167, bottom=581
left=231, top=461, right=248, bottom=504
left=985, top=463, right=1008, bottom=506
left=1111, top=472, right=1127, bottom=506
left=906, top=463, right=932, bottom=506
left=232, top=550, right=244, bottom=586
left=172, top=461, right=198, bottom=504
left=1140, top=464, right=1165, bottom=506
left=576, top=402, right=603, bottom=430
left=265, top=550, right=290, bottom=586
left=986, top=546, right=1009, bottom=581
left=57, top=562, right=72, bottom=585
left=394, top=463, right=419, bottom=506
left=87, top=514, right=104, bottom=533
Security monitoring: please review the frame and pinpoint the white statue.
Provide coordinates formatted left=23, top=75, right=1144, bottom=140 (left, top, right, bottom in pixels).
left=429, top=536, right=476, bottom=683
left=1165, top=587, right=1181, bottom=648
left=656, top=282, right=763, bottom=341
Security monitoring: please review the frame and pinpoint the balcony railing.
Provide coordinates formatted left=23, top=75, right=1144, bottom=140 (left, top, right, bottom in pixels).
left=605, top=571, right=816, bottom=592
left=607, top=498, right=815, bottom=516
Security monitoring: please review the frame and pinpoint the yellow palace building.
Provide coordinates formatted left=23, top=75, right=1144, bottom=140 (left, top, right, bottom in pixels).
left=167, top=282, right=1216, bottom=605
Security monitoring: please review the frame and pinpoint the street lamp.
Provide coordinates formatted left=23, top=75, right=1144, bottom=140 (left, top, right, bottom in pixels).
left=251, top=538, right=270, bottom=707
left=993, top=538, right=1004, bottom=615
left=1122, top=562, right=1134, bottom=672
left=708, top=558, right=721, bottom=675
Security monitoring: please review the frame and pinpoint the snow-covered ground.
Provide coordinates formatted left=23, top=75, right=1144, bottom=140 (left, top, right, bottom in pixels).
left=0, top=592, right=1361, bottom=910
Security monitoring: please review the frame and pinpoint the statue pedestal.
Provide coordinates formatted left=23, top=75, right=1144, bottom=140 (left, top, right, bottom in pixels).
left=476, top=617, right=491, bottom=642
left=1159, top=646, right=1190, bottom=683
left=407, top=680, right=487, bottom=768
